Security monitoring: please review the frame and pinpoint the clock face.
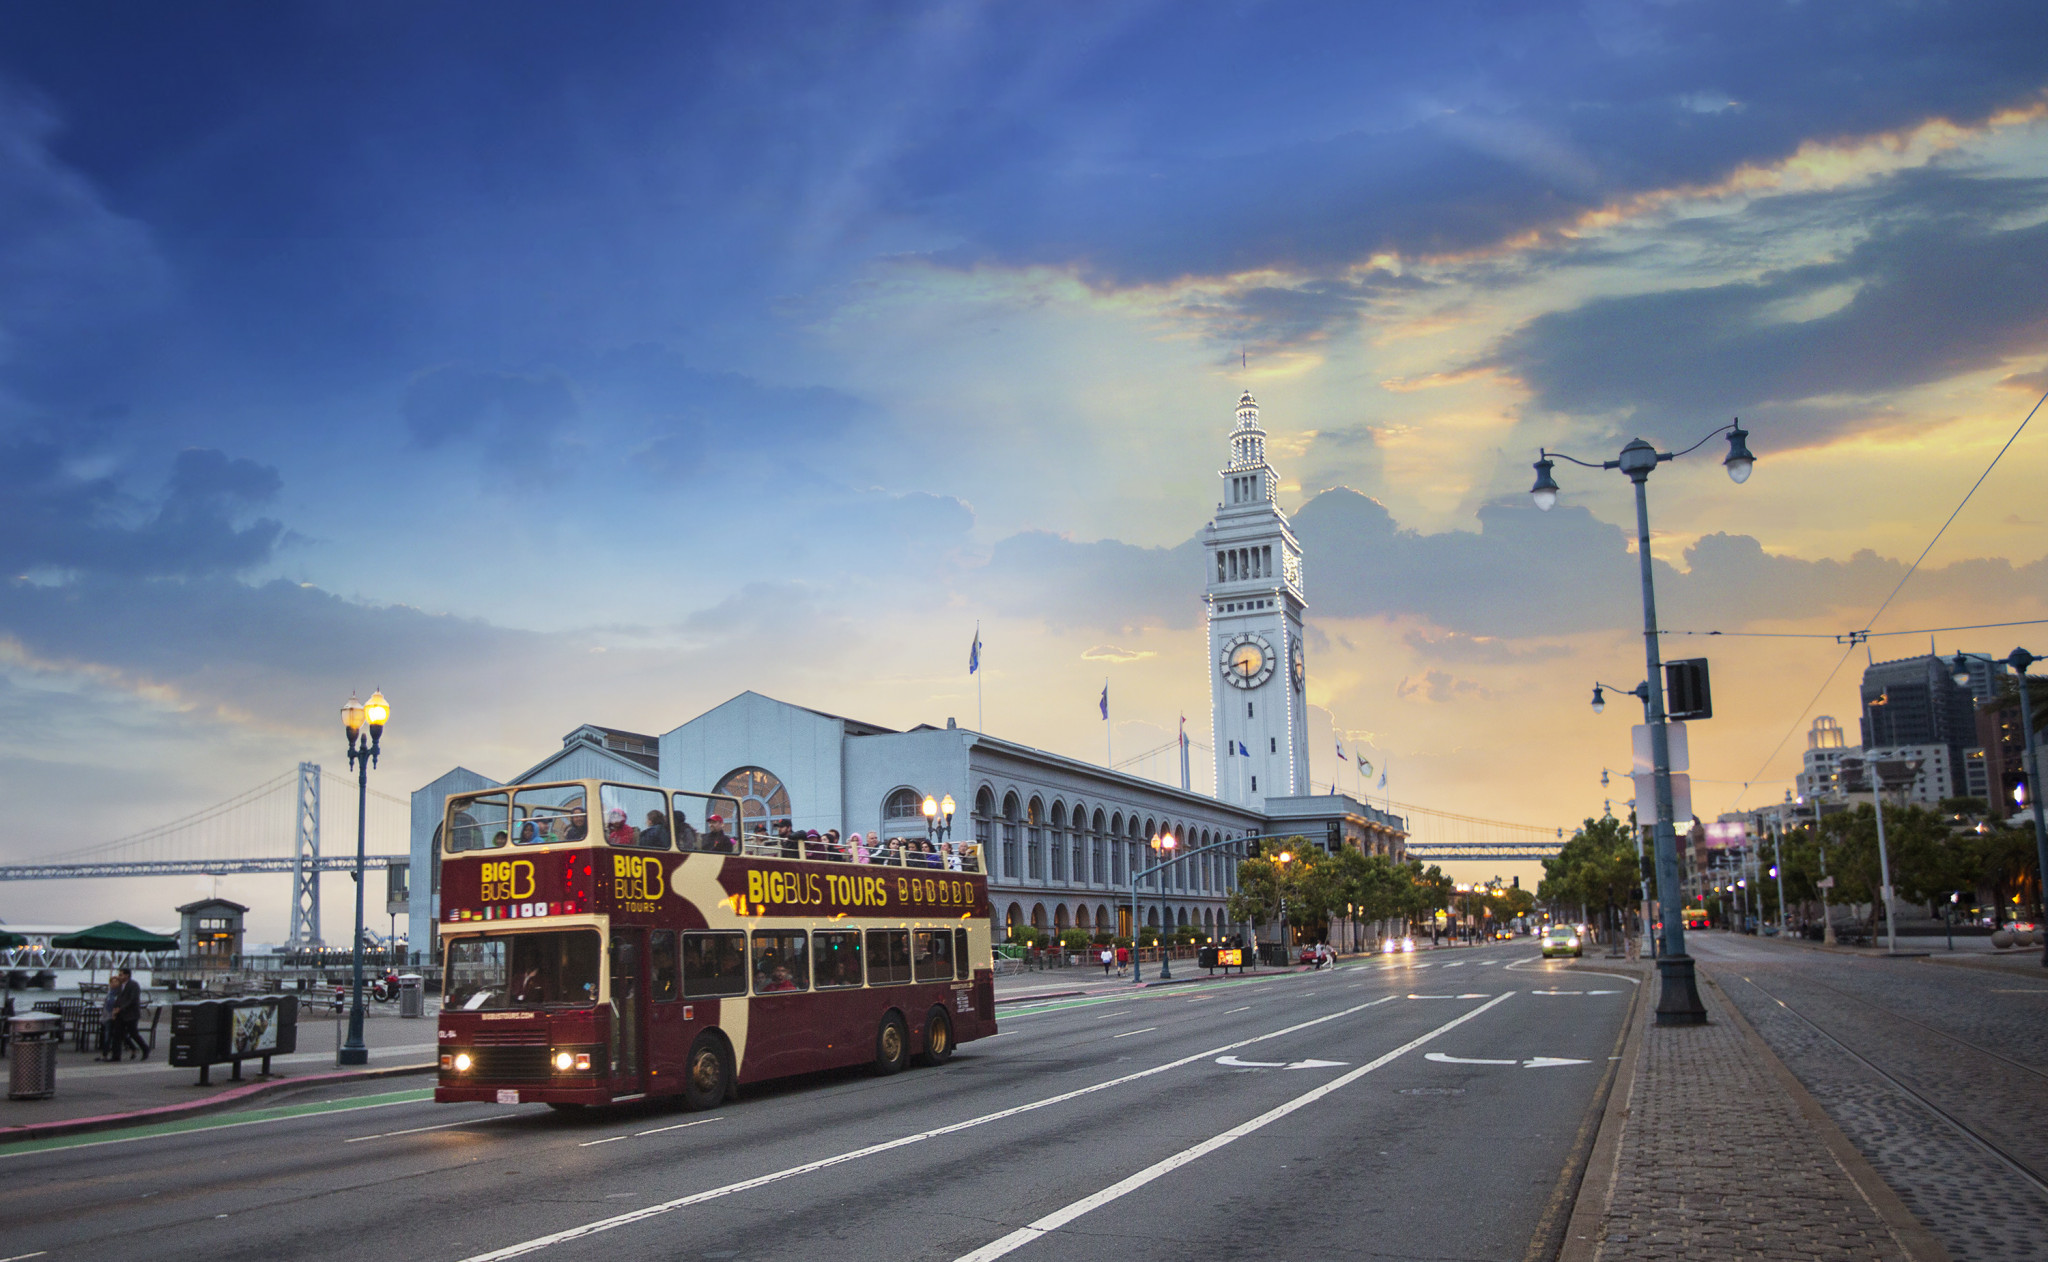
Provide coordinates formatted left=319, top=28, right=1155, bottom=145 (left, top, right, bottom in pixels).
left=1290, top=640, right=1305, bottom=693
left=1220, top=634, right=1276, bottom=689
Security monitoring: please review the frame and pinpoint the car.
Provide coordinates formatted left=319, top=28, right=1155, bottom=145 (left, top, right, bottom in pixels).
left=1541, top=926, right=1582, bottom=959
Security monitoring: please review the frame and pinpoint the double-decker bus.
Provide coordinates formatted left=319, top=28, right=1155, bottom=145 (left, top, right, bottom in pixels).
left=433, top=779, right=995, bottom=1110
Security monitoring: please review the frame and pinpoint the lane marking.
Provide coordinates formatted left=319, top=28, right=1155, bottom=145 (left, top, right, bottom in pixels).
left=1425, top=1052, right=1515, bottom=1065
left=1214, top=1056, right=1348, bottom=1071
left=1112, top=1028, right=1158, bottom=1039
left=636, top=1117, right=724, bottom=1138
left=454, top=994, right=1404, bottom=1261
left=348, top=1112, right=519, bottom=1143
left=1224, top=1007, right=1250, bottom=1014
left=950, top=994, right=1515, bottom=1262
left=0, top=1089, right=438, bottom=1161
left=578, top=1136, right=628, bottom=1148
left=1408, top=994, right=1488, bottom=1000
left=1, top=1253, right=50, bottom=1261
left=1524, top=1057, right=1591, bottom=1069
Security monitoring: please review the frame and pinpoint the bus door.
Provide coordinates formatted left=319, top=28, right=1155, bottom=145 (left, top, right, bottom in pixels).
left=609, top=929, right=645, bottom=1093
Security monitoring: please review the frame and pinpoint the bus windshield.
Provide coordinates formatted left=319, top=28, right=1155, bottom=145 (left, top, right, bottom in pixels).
left=444, top=930, right=601, bottom=1010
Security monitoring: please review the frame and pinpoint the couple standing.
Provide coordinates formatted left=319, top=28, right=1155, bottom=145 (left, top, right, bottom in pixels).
left=98, top=969, right=149, bottom=1061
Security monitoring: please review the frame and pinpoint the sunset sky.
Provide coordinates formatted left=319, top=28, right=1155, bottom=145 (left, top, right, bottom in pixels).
left=3, top=2, right=2046, bottom=935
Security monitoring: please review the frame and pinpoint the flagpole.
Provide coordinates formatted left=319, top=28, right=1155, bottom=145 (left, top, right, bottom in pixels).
left=977, top=624, right=984, bottom=733
left=1104, top=677, right=1111, bottom=767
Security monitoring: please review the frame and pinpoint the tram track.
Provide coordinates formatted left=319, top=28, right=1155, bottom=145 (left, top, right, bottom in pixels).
left=1735, top=970, right=2048, bottom=1202
left=1771, top=967, right=2048, bottom=1085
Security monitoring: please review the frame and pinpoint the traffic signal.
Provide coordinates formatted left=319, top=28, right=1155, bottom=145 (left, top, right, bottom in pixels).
left=1666, top=658, right=1712, bottom=720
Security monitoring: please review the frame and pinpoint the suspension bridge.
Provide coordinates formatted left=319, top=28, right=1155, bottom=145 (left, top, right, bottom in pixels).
left=0, top=764, right=411, bottom=946
left=1112, top=739, right=1567, bottom=862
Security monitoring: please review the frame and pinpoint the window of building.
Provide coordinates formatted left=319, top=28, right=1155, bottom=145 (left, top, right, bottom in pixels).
left=1027, top=796, right=1045, bottom=880
left=1001, top=792, right=1021, bottom=880
left=716, top=767, right=791, bottom=840
left=883, top=787, right=925, bottom=822
left=1049, top=803, right=1066, bottom=882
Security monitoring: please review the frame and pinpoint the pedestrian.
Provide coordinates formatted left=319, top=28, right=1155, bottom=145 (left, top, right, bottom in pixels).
left=1099, top=945, right=1113, bottom=975
left=113, top=969, right=147, bottom=1060
left=1115, top=944, right=1128, bottom=976
left=96, top=973, right=122, bottom=1060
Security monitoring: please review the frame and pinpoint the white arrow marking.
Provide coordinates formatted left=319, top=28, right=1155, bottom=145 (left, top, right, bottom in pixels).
left=1215, top=1055, right=1287, bottom=1069
left=1530, top=990, right=1584, bottom=995
left=1522, top=1057, right=1591, bottom=1069
left=1285, top=1059, right=1348, bottom=1070
left=1425, top=1052, right=1517, bottom=1065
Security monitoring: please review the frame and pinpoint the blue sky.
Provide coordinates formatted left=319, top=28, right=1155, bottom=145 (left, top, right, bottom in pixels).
left=3, top=2, right=2046, bottom=934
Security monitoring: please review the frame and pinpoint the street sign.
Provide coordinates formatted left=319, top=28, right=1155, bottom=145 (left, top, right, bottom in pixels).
left=1632, top=722, right=1688, bottom=774
left=1818, top=876, right=1836, bottom=890
left=1631, top=771, right=1692, bottom=825
left=1666, top=659, right=1713, bottom=720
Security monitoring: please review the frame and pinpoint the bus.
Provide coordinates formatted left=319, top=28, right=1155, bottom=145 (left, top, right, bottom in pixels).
left=1682, top=907, right=1710, bottom=931
left=433, top=778, right=996, bottom=1111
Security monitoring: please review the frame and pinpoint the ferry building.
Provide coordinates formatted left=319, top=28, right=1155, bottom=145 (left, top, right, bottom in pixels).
left=410, top=393, right=1405, bottom=953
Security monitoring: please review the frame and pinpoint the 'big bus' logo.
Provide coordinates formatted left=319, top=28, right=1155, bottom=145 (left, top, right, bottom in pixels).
left=479, top=860, right=534, bottom=902
left=613, top=853, right=665, bottom=902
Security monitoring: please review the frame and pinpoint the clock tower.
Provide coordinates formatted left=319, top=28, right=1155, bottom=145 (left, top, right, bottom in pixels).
left=1205, top=391, right=1309, bottom=807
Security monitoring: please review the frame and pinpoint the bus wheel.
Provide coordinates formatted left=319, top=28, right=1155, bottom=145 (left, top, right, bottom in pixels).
left=873, top=1013, right=908, bottom=1076
left=683, top=1033, right=729, bottom=1111
left=918, top=1008, right=953, bottom=1067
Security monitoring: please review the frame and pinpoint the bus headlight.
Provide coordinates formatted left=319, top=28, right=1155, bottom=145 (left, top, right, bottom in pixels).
left=554, top=1051, right=575, bottom=1072
left=451, top=1051, right=473, bottom=1073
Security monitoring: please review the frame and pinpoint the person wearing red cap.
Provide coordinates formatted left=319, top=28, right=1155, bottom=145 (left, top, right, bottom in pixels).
left=705, top=814, right=732, bottom=853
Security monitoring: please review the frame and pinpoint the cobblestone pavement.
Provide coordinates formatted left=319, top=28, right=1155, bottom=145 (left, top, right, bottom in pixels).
left=1595, top=977, right=1911, bottom=1261
left=1694, top=933, right=2048, bottom=1262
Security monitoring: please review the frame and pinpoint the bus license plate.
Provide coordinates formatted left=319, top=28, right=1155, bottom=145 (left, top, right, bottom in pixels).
left=496, top=1089, right=520, bottom=1104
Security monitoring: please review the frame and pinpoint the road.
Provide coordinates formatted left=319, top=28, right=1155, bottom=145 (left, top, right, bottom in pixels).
left=0, top=943, right=1633, bottom=1262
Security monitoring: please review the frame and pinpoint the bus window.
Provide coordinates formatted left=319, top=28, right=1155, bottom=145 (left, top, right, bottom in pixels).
left=671, top=792, right=742, bottom=853
left=602, top=784, right=670, bottom=850
left=954, top=928, right=970, bottom=980
left=444, top=930, right=600, bottom=1010
left=752, top=931, right=809, bottom=992
left=914, top=929, right=954, bottom=983
left=866, top=929, right=911, bottom=986
left=446, top=793, right=509, bottom=853
left=814, top=931, right=863, bottom=989
left=512, top=785, right=589, bottom=846
left=682, top=932, right=748, bottom=997
left=650, top=930, right=678, bottom=1002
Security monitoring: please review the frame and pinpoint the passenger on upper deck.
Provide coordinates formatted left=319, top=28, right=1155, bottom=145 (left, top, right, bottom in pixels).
left=851, top=833, right=870, bottom=863
left=561, top=805, right=589, bottom=842
left=516, top=821, right=541, bottom=846
left=641, top=810, right=671, bottom=850
left=605, top=808, right=636, bottom=847
left=703, top=814, right=733, bottom=853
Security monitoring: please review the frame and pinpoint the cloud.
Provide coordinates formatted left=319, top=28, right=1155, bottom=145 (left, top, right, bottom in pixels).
left=0, top=440, right=282, bottom=580
left=979, top=531, right=1206, bottom=635
left=1485, top=172, right=2048, bottom=439
left=1395, top=668, right=1491, bottom=703
left=1081, top=645, right=1155, bottom=663
left=402, top=364, right=581, bottom=476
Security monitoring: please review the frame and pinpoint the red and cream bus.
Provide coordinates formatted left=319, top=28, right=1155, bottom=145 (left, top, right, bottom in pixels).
left=433, top=779, right=995, bottom=1110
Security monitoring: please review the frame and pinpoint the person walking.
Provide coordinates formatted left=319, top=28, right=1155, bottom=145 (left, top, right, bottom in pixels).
left=1099, top=945, right=1113, bottom=976
left=1114, top=944, right=1128, bottom=977
left=114, top=969, right=148, bottom=1060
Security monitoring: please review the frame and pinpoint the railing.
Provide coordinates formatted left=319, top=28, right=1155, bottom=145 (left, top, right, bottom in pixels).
left=734, top=833, right=986, bottom=873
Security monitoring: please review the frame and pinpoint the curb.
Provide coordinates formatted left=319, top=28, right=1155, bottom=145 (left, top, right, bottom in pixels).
left=0, top=1061, right=435, bottom=1144
left=1553, top=965, right=1648, bottom=1262
left=1702, top=971, right=1952, bottom=1262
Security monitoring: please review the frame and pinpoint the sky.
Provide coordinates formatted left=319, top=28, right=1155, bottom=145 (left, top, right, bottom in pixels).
left=2, top=1, right=2046, bottom=937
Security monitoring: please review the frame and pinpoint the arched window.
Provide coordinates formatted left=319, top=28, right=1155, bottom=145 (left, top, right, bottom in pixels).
left=883, top=787, right=924, bottom=826
left=1026, top=796, right=1046, bottom=880
left=1049, top=802, right=1066, bottom=882
left=1054, top=904, right=1069, bottom=931
left=1092, top=809, right=1107, bottom=886
left=1030, top=902, right=1048, bottom=930
left=1002, top=792, right=1021, bottom=880
left=1071, top=808, right=1086, bottom=887
left=1109, top=813, right=1125, bottom=885
left=1097, top=903, right=1111, bottom=929
left=1074, top=905, right=1090, bottom=930
left=1006, top=903, right=1024, bottom=939
left=974, top=787, right=995, bottom=859
left=716, top=767, right=791, bottom=839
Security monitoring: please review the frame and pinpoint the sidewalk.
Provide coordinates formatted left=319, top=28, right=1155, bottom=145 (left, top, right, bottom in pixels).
left=1562, top=960, right=1946, bottom=1262
left=1, top=1006, right=436, bottom=1141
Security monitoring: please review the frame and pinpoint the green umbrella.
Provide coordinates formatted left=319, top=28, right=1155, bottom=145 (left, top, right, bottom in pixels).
left=50, top=921, right=179, bottom=953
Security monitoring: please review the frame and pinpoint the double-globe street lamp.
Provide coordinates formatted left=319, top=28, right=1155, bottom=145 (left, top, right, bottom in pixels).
left=920, top=793, right=957, bottom=849
left=1533, top=420, right=1755, bottom=1025
left=1950, top=649, right=2048, bottom=967
left=338, top=689, right=389, bottom=1066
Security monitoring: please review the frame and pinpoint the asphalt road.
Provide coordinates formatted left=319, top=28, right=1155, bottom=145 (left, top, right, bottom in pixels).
left=0, top=943, right=1634, bottom=1262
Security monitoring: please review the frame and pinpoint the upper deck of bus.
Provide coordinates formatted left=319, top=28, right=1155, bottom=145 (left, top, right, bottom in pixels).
left=440, top=778, right=986, bottom=875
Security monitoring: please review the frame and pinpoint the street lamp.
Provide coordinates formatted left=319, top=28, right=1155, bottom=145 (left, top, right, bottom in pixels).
left=921, top=793, right=957, bottom=849
left=1535, top=420, right=1755, bottom=1025
left=338, top=688, right=388, bottom=1066
left=1951, top=649, right=2048, bottom=967
left=1150, top=832, right=1178, bottom=978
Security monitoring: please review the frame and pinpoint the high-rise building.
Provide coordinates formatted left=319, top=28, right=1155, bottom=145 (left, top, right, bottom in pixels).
left=1859, top=654, right=1978, bottom=797
left=1203, top=392, right=1310, bottom=806
left=1798, top=715, right=1856, bottom=802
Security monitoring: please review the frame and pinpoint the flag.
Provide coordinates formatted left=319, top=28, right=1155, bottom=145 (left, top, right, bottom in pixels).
left=1357, top=754, right=1370, bottom=774
left=1377, top=768, right=1388, bottom=789
left=1237, top=741, right=1250, bottom=756
left=1179, top=714, right=1187, bottom=750
left=968, top=626, right=981, bottom=675
left=1099, top=684, right=1108, bottom=720
left=1335, top=737, right=1345, bottom=760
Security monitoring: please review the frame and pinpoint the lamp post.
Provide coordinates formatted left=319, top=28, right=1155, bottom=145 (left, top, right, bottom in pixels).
left=1536, top=420, right=1752, bottom=1024
left=1951, top=650, right=2048, bottom=966
left=1149, top=832, right=1178, bottom=978
left=921, top=793, right=957, bottom=849
left=338, top=689, right=388, bottom=1066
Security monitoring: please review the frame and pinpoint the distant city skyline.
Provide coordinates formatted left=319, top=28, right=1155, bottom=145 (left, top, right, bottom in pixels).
left=2, top=3, right=2046, bottom=938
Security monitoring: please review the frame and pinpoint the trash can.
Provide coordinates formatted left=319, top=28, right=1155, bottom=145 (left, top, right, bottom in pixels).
left=398, top=974, right=424, bottom=1019
left=8, top=1012, right=60, bottom=1100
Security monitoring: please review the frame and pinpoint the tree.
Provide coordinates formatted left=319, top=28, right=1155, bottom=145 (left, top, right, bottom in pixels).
left=1229, top=837, right=1331, bottom=941
left=1540, top=816, right=1641, bottom=931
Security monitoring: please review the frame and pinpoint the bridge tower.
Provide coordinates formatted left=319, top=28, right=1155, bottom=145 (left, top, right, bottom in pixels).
left=290, top=761, right=322, bottom=945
